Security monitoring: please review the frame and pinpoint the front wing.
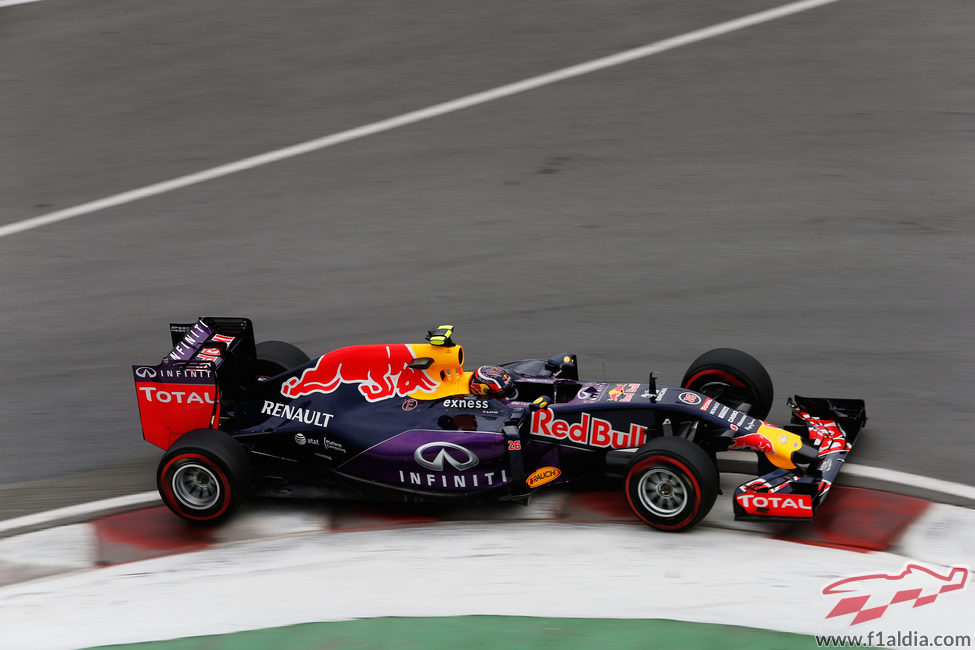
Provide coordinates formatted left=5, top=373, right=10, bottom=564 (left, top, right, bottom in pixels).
left=732, top=395, right=867, bottom=521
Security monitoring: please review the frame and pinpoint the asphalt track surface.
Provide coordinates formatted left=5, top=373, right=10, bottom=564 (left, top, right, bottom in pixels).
left=1, top=0, right=974, bottom=518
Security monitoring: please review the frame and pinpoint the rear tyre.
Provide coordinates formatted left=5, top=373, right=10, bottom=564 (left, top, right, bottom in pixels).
left=157, top=429, right=252, bottom=525
left=624, top=437, right=718, bottom=532
left=681, top=348, right=774, bottom=420
left=255, top=340, right=311, bottom=379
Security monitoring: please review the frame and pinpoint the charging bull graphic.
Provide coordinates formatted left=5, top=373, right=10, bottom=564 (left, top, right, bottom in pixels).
left=728, top=431, right=776, bottom=454
left=823, top=563, right=969, bottom=625
left=282, top=344, right=440, bottom=402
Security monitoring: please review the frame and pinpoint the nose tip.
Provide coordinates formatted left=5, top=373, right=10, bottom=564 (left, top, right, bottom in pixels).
left=791, top=443, right=818, bottom=465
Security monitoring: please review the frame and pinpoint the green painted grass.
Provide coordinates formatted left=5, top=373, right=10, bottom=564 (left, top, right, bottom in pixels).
left=92, top=616, right=856, bottom=649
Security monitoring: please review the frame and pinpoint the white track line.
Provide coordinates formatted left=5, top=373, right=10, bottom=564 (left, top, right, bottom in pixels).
left=0, top=491, right=159, bottom=538
left=844, top=464, right=975, bottom=502
left=0, top=0, right=44, bottom=7
left=0, top=0, right=843, bottom=240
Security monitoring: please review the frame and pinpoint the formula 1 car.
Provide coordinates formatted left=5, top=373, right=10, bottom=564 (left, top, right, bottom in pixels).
left=132, top=318, right=866, bottom=531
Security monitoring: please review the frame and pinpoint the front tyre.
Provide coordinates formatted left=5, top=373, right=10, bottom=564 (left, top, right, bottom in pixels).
left=681, top=348, right=774, bottom=420
left=157, top=429, right=252, bottom=524
left=624, top=437, right=718, bottom=532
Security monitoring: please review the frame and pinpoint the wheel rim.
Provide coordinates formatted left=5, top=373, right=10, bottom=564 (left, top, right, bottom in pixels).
left=171, top=462, right=221, bottom=510
left=636, top=467, right=689, bottom=517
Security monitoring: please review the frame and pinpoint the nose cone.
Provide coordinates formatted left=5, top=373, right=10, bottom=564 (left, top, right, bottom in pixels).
left=757, top=423, right=805, bottom=470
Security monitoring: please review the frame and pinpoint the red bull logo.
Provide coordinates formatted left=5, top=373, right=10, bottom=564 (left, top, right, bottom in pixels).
left=530, top=409, right=648, bottom=450
left=281, top=344, right=440, bottom=402
left=728, top=431, right=776, bottom=453
left=607, top=383, right=639, bottom=402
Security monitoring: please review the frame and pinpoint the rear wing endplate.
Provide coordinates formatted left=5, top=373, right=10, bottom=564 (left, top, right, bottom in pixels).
left=133, top=317, right=256, bottom=450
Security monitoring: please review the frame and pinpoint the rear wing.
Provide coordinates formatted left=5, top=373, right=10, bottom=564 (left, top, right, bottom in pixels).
left=133, top=317, right=256, bottom=450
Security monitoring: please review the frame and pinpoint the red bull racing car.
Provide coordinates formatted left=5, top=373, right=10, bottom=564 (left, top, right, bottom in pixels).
left=133, top=317, right=867, bottom=531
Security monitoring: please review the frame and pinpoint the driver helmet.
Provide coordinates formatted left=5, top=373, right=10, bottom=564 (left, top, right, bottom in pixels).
left=470, top=365, right=514, bottom=399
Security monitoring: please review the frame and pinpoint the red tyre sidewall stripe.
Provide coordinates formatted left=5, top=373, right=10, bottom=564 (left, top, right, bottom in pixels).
left=685, top=368, right=746, bottom=389
left=625, top=455, right=702, bottom=531
left=160, top=453, right=231, bottom=521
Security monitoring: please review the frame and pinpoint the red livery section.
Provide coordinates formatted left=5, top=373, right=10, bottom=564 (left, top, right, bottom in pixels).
left=282, top=344, right=439, bottom=402
left=800, top=410, right=852, bottom=456
left=135, top=381, right=218, bottom=450
left=736, top=492, right=813, bottom=517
